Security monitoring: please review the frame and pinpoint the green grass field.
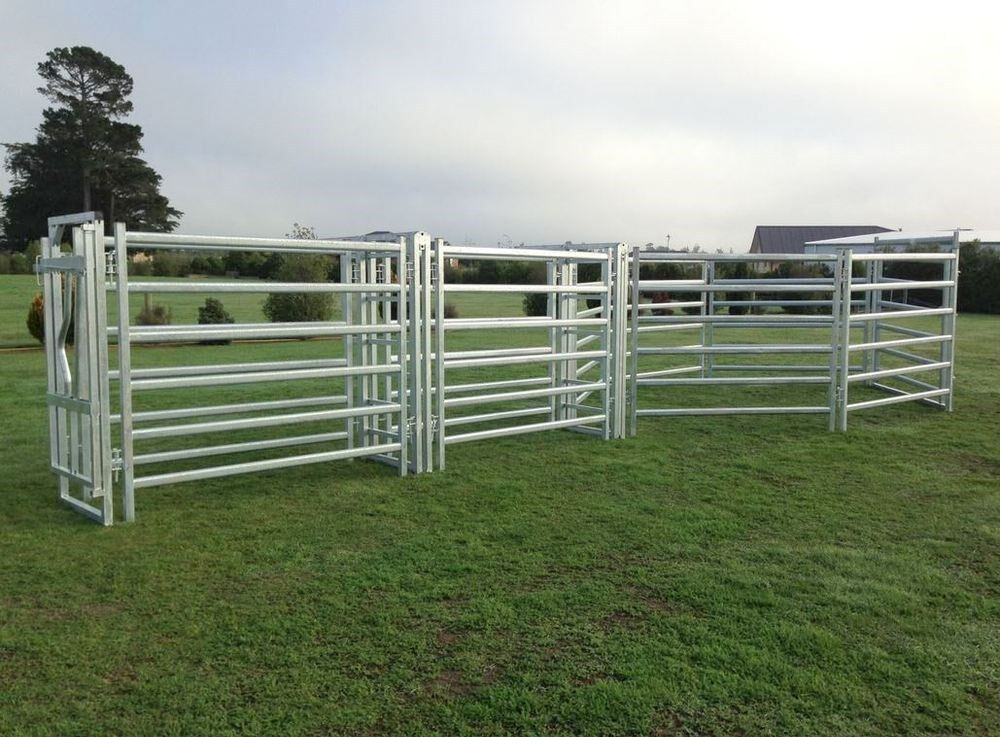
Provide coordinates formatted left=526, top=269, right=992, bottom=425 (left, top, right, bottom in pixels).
left=0, top=275, right=527, bottom=347
left=0, top=290, right=997, bottom=735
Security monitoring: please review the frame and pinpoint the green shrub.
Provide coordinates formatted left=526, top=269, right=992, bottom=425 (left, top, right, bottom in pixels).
left=152, top=250, right=192, bottom=277
left=957, top=243, right=1000, bottom=314
left=523, top=292, right=548, bottom=317
left=27, top=292, right=74, bottom=345
left=9, top=253, right=30, bottom=274
left=197, top=297, right=235, bottom=344
left=27, top=294, right=45, bottom=344
left=136, top=303, right=172, bottom=326
left=262, top=254, right=334, bottom=323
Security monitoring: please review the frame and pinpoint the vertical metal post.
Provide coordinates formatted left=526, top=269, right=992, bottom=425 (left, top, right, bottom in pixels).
left=600, top=253, right=612, bottom=440
left=85, top=223, right=113, bottom=522
left=420, top=235, right=433, bottom=472
left=704, top=260, right=715, bottom=378
left=434, top=238, right=446, bottom=470
left=341, top=254, right=355, bottom=452
left=629, top=246, right=640, bottom=437
left=871, top=258, right=883, bottom=384
left=547, top=260, right=559, bottom=422
left=827, top=251, right=844, bottom=432
left=397, top=237, right=409, bottom=475
left=837, top=250, right=853, bottom=431
left=114, top=223, right=136, bottom=521
left=941, top=233, right=960, bottom=411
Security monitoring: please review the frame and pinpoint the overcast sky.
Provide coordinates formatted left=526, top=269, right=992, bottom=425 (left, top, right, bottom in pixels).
left=2, top=0, right=997, bottom=250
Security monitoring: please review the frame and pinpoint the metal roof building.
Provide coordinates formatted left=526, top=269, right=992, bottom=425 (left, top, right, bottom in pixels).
left=749, top=225, right=894, bottom=255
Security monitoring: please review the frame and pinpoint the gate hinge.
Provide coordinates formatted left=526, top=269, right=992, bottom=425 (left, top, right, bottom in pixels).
left=430, top=262, right=439, bottom=287
left=406, top=261, right=415, bottom=285
left=104, top=251, right=117, bottom=280
left=430, top=414, right=440, bottom=434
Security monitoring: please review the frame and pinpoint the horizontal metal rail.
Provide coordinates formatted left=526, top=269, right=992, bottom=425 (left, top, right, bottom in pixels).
left=444, top=406, right=551, bottom=428
left=442, top=317, right=606, bottom=331
left=444, top=377, right=551, bottom=395
left=134, top=431, right=350, bottom=465
left=638, top=376, right=829, bottom=386
left=444, top=382, right=606, bottom=409
left=442, top=283, right=608, bottom=294
left=847, top=334, right=951, bottom=352
left=444, top=349, right=606, bottom=370
left=636, top=282, right=837, bottom=293
left=111, top=322, right=400, bottom=343
left=112, top=357, right=348, bottom=381
left=849, top=307, right=953, bottom=322
left=445, top=415, right=606, bottom=445
left=130, top=363, right=398, bottom=391
left=638, top=314, right=834, bottom=324
left=846, top=387, right=949, bottom=411
left=441, top=246, right=611, bottom=262
left=849, top=252, right=957, bottom=262
left=636, top=366, right=701, bottom=379
left=638, top=406, right=829, bottom=416
left=133, top=443, right=402, bottom=489
left=115, top=231, right=402, bottom=254
left=443, top=346, right=551, bottom=360
left=113, top=395, right=348, bottom=424
left=849, top=362, right=949, bottom=383
left=637, top=252, right=836, bottom=262
left=132, top=404, right=399, bottom=440
left=639, top=344, right=832, bottom=355
left=125, top=281, right=400, bottom=294
left=850, top=280, right=954, bottom=292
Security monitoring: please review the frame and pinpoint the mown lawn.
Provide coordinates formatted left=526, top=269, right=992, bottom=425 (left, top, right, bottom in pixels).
left=0, top=275, right=523, bottom=347
left=0, top=311, right=997, bottom=736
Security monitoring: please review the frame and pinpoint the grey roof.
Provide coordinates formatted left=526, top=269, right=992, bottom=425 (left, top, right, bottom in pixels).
left=750, top=225, right=894, bottom=254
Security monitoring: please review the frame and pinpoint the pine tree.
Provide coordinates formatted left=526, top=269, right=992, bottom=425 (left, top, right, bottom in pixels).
left=1, top=46, right=181, bottom=249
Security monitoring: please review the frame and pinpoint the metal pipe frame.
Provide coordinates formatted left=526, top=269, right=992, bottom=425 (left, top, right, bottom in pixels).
left=42, top=221, right=421, bottom=523
left=40, top=221, right=962, bottom=524
left=628, top=247, right=960, bottom=431
left=428, top=241, right=620, bottom=466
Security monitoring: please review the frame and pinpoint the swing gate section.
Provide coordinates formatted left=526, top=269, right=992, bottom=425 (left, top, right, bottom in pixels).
left=426, top=242, right=628, bottom=473
left=37, top=216, right=959, bottom=525
left=38, top=215, right=424, bottom=525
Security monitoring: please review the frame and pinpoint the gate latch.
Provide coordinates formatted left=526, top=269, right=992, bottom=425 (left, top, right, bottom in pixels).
left=111, top=448, right=124, bottom=479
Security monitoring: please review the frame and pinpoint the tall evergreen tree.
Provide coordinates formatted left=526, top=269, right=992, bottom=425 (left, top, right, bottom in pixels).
left=1, top=46, right=180, bottom=249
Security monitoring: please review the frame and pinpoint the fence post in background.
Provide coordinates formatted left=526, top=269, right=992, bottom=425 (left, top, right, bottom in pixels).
left=941, top=232, right=960, bottom=412
left=837, top=249, right=853, bottom=432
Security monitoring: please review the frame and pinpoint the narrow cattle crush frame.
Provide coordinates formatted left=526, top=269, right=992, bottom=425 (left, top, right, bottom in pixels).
left=37, top=216, right=959, bottom=524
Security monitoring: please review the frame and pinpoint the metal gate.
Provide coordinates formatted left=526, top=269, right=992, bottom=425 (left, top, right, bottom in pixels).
left=627, top=239, right=960, bottom=433
left=40, top=218, right=428, bottom=523
left=37, top=213, right=114, bottom=523
left=37, top=217, right=961, bottom=524
left=427, top=242, right=627, bottom=471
